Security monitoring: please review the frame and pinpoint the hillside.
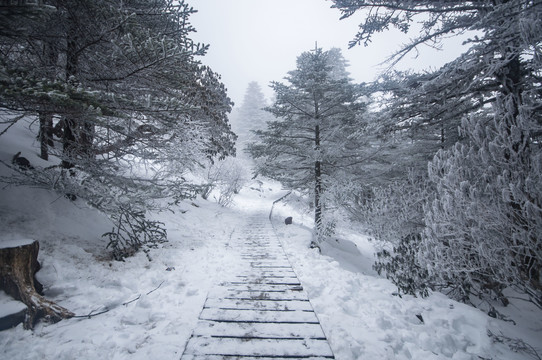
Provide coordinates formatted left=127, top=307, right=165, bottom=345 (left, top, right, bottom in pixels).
left=0, top=116, right=541, bottom=359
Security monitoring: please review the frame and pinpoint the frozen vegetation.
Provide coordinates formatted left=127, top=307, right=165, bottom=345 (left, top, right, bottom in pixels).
left=0, top=116, right=540, bottom=359
left=1, top=1, right=541, bottom=359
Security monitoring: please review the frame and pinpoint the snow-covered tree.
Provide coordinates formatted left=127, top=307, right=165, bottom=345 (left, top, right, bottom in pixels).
left=229, top=81, right=274, bottom=170
left=231, top=82, right=270, bottom=143
left=333, top=0, right=542, bottom=303
left=0, top=0, right=237, bottom=259
left=248, top=47, right=368, bottom=245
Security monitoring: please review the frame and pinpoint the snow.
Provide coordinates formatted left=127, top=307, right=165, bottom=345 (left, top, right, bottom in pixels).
left=0, top=291, right=26, bottom=318
left=0, top=116, right=541, bottom=359
left=0, top=239, right=35, bottom=249
left=270, top=201, right=542, bottom=360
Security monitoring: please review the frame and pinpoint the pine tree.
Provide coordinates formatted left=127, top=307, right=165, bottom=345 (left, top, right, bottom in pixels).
left=0, top=0, right=236, bottom=259
left=249, top=47, right=368, bottom=245
left=230, top=81, right=273, bottom=164
left=232, top=82, right=269, bottom=141
left=332, top=0, right=542, bottom=303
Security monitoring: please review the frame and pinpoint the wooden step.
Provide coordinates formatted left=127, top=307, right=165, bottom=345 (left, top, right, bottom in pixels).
left=192, top=320, right=327, bottom=339
left=181, top=217, right=334, bottom=359
left=183, top=337, right=334, bottom=358
left=199, top=307, right=319, bottom=323
left=204, top=298, right=312, bottom=311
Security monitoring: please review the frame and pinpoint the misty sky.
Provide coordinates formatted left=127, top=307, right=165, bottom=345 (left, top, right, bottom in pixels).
left=189, top=0, right=467, bottom=107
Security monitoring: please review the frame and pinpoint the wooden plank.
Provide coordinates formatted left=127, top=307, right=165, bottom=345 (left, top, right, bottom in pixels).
left=182, top=356, right=333, bottom=360
left=241, top=249, right=284, bottom=252
left=199, top=308, right=319, bottom=323
left=242, top=246, right=283, bottom=251
left=221, top=280, right=301, bottom=286
left=204, top=298, right=313, bottom=311
left=251, top=265, right=292, bottom=270
left=236, top=273, right=297, bottom=277
left=216, top=283, right=304, bottom=292
left=219, top=292, right=308, bottom=301
left=214, top=290, right=308, bottom=301
left=238, top=268, right=296, bottom=275
left=182, top=337, right=334, bottom=358
left=250, top=261, right=291, bottom=265
left=191, top=320, right=326, bottom=339
left=241, top=254, right=288, bottom=259
left=240, top=250, right=283, bottom=253
left=228, top=279, right=300, bottom=286
left=239, top=272, right=297, bottom=278
left=235, top=276, right=299, bottom=281
left=241, top=251, right=286, bottom=255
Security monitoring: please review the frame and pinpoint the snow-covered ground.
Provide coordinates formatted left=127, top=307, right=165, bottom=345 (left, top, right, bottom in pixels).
left=1, top=116, right=541, bottom=359
left=271, top=200, right=542, bottom=360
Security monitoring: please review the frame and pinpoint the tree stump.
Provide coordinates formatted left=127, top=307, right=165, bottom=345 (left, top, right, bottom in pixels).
left=0, top=239, right=74, bottom=329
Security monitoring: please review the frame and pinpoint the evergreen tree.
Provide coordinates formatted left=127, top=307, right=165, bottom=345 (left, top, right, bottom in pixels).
left=230, top=81, right=273, bottom=165
left=333, top=0, right=542, bottom=303
left=232, top=82, right=269, bottom=142
left=248, top=47, right=368, bottom=245
left=0, top=0, right=236, bottom=259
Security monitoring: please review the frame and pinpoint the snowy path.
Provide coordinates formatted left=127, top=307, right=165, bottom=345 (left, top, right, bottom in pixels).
left=180, top=213, right=335, bottom=359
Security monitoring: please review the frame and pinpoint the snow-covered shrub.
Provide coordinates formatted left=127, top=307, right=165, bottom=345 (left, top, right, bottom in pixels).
left=2, top=155, right=199, bottom=261
left=202, top=157, right=249, bottom=206
left=361, top=172, right=435, bottom=296
left=422, top=93, right=542, bottom=304
left=103, top=204, right=167, bottom=261
left=374, top=233, right=431, bottom=297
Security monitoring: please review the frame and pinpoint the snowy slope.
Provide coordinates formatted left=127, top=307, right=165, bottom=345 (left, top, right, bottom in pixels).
left=271, top=201, right=542, bottom=360
left=1, top=116, right=541, bottom=359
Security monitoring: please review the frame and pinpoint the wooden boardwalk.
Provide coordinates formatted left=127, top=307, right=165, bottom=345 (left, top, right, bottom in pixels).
left=181, top=216, right=334, bottom=359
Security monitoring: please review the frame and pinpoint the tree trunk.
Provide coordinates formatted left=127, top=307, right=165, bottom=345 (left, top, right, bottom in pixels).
left=314, top=159, right=322, bottom=241
left=62, top=17, right=79, bottom=170
left=0, top=240, right=74, bottom=329
left=38, top=40, right=58, bottom=161
left=313, top=123, right=323, bottom=247
left=61, top=116, right=77, bottom=169
left=39, top=112, right=54, bottom=160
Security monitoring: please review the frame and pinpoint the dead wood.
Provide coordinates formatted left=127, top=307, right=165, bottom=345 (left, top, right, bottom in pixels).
left=0, top=240, right=74, bottom=329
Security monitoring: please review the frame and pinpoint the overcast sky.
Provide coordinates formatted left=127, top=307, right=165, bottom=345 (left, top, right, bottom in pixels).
left=189, top=0, right=466, bottom=107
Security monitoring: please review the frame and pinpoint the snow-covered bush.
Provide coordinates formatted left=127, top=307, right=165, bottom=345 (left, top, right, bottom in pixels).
left=422, top=93, right=542, bottom=304
left=201, top=157, right=250, bottom=207
left=356, top=172, right=435, bottom=296
left=374, top=233, right=431, bottom=297
left=103, top=204, right=167, bottom=261
left=2, top=155, right=200, bottom=260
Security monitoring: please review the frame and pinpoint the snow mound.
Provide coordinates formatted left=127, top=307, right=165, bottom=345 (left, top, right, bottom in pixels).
left=0, top=291, right=26, bottom=318
left=0, top=239, right=35, bottom=249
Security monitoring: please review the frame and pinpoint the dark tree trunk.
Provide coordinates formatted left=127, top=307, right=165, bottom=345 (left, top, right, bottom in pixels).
left=38, top=39, right=58, bottom=161
left=81, top=121, right=95, bottom=159
left=39, top=112, right=54, bottom=160
left=313, top=123, right=323, bottom=247
left=62, top=17, right=79, bottom=170
left=314, top=160, right=322, bottom=236
left=61, top=117, right=77, bottom=169
left=0, top=240, right=74, bottom=329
